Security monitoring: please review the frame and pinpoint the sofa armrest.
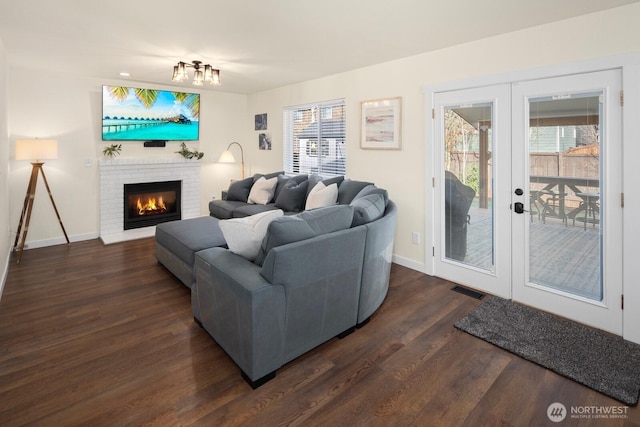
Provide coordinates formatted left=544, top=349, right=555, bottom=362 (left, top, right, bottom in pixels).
left=195, top=247, right=286, bottom=381
left=260, top=227, right=367, bottom=362
left=357, top=200, right=397, bottom=323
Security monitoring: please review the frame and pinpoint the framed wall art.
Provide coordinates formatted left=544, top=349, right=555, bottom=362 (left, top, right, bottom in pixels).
left=360, top=97, right=401, bottom=150
left=259, top=133, right=272, bottom=150
left=255, top=113, right=267, bottom=130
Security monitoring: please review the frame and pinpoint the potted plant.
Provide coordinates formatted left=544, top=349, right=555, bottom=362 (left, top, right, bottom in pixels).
left=176, top=142, right=204, bottom=160
left=102, top=143, right=122, bottom=157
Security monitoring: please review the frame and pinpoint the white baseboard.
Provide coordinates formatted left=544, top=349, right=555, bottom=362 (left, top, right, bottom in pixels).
left=0, top=246, right=10, bottom=302
left=392, top=254, right=429, bottom=274
left=100, top=227, right=156, bottom=245
left=19, top=232, right=99, bottom=250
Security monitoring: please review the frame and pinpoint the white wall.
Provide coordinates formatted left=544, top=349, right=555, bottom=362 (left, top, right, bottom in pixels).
left=247, top=3, right=640, bottom=344
left=6, top=70, right=248, bottom=248
left=247, top=3, right=640, bottom=272
left=0, top=37, right=10, bottom=295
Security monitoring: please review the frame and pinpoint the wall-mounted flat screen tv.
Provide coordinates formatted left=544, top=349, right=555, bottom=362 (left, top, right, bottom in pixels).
left=102, top=85, right=200, bottom=141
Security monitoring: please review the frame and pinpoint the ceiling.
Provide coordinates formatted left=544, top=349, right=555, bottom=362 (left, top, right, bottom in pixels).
left=1, top=0, right=638, bottom=94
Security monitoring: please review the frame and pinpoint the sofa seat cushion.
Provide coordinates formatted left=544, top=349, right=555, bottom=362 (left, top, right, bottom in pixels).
left=219, top=210, right=284, bottom=261
left=254, top=204, right=354, bottom=266
left=155, top=216, right=227, bottom=266
left=209, top=200, right=248, bottom=220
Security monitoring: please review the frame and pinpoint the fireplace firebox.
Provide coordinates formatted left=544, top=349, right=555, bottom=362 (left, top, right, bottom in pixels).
left=123, top=181, right=181, bottom=230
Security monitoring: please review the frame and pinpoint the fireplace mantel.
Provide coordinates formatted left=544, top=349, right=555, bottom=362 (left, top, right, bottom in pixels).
left=99, top=158, right=201, bottom=244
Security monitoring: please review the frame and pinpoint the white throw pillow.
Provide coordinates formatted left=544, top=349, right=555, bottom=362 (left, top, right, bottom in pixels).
left=218, top=209, right=284, bottom=261
left=305, top=182, right=338, bottom=210
left=247, top=176, right=278, bottom=205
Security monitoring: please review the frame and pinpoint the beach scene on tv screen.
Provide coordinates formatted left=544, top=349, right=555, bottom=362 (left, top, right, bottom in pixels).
left=102, top=86, right=200, bottom=141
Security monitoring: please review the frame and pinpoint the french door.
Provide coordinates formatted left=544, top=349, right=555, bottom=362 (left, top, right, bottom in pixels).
left=511, top=70, right=622, bottom=334
left=433, top=84, right=511, bottom=299
left=433, top=70, right=623, bottom=334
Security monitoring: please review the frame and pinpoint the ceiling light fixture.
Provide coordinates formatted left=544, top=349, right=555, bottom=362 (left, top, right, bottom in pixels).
left=172, top=60, right=221, bottom=86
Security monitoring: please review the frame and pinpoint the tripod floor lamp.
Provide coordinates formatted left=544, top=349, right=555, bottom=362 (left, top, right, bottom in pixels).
left=14, top=139, right=69, bottom=263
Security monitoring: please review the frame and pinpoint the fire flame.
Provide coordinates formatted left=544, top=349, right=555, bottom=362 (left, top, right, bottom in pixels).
left=136, top=196, right=167, bottom=215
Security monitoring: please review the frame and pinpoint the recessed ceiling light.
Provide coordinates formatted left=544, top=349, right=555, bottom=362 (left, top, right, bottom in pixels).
left=119, top=72, right=130, bottom=77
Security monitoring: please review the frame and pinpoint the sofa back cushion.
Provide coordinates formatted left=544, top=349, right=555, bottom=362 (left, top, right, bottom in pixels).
left=350, top=193, right=386, bottom=227
left=252, top=171, right=284, bottom=182
left=307, top=174, right=344, bottom=197
left=254, top=204, right=354, bottom=266
left=353, top=184, right=389, bottom=206
left=337, top=179, right=373, bottom=204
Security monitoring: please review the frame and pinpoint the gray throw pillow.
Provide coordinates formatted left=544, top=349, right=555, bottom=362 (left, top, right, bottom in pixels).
left=226, top=177, right=254, bottom=202
left=337, top=179, right=374, bottom=204
left=254, top=204, right=354, bottom=266
left=353, top=184, right=389, bottom=206
left=350, top=193, right=386, bottom=226
left=274, top=180, right=309, bottom=212
left=272, top=175, right=290, bottom=202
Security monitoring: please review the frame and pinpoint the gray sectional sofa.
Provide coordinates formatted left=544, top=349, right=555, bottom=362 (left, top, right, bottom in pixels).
left=155, top=172, right=397, bottom=388
left=209, top=171, right=373, bottom=219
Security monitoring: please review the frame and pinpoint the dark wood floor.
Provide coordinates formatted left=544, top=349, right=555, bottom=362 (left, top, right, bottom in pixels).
left=1, top=238, right=638, bottom=426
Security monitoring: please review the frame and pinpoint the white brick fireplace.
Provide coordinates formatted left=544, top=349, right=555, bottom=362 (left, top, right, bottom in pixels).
left=99, top=158, right=201, bottom=244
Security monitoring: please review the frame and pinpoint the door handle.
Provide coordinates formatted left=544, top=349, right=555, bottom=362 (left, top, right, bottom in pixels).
left=514, top=202, right=525, bottom=214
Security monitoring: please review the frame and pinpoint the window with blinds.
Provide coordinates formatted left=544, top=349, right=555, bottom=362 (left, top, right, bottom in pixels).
left=283, top=99, right=346, bottom=177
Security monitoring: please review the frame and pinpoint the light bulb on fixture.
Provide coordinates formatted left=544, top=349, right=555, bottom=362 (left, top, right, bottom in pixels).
left=172, top=61, right=189, bottom=82
left=210, top=69, right=221, bottom=86
left=193, top=71, right=204, bottom=85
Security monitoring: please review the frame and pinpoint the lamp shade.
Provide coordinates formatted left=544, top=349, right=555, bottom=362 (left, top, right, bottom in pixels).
left=218, top=150, right=236, bottom=163
left=15, top=139, right=58, bottom=161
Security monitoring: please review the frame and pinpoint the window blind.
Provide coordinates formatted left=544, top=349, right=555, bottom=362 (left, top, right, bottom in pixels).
left=283, top=99, right=346, bottom=177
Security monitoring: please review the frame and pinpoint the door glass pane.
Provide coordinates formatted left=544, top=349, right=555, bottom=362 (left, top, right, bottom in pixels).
left=443, top=103, right=493, bottom=271
left=528, top=92, right=602, bottom=300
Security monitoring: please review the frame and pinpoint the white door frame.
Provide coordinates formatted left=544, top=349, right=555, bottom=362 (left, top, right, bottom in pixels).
left=424, top=53, right=640, bottom=343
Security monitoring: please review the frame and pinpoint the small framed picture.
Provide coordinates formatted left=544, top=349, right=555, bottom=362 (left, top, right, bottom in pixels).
left=259, top=133, right=272, bottom=150
left=255, top=113, right=267, bottom=130
left=360, top=97, right=402, bottom=150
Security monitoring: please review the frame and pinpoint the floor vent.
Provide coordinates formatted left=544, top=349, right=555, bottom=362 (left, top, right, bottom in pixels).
left=451, top=285, right=485, bottom=300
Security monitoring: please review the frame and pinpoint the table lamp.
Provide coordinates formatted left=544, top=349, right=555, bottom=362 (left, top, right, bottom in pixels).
left=14, top=139, right=69, bottom=263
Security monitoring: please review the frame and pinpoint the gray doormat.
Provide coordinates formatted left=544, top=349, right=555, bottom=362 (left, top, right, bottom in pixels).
left=454, top=296, right=640, bottom=405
